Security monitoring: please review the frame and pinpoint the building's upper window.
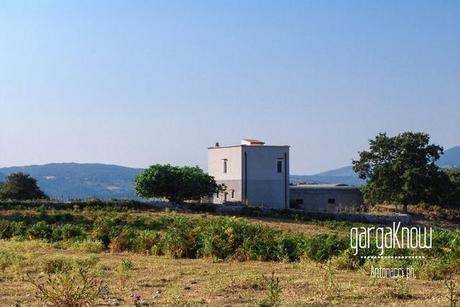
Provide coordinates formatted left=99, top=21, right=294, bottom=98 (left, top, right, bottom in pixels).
left=277, top=160, right=283, bottom=173
left=328, top=198, right=335, bottom=204
left=223, top=159, right=228, bottom=173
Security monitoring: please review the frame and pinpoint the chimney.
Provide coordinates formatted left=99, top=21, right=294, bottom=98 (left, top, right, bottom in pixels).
left=215, top=142, right=220, bottom=147
left=241, top=139, right=265, bottom=145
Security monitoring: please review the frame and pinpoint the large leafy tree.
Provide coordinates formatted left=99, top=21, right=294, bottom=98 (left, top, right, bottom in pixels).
left=0, top=172, right=48, bottom=200
left=135, top=164, right=221, bottom=203
left=352, top=132, right=447, bottom=211
left=443, top=168, right=460, bottom=208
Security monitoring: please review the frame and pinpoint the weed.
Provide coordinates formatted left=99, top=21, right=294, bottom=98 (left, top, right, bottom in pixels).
left=260, top=271, right=282, bottom=307
left=120, top=258, right=134, bottom=271
left=445, top=277, right=458, bottom=307
left=27, top=266, right=102, bottom=306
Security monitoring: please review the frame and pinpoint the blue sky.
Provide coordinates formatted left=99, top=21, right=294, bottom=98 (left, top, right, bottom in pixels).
left=1, top=1, right=459, bottom=174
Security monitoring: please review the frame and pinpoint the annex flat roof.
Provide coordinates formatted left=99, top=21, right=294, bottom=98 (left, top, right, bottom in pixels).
left=290, top=183, right=359, bottom=190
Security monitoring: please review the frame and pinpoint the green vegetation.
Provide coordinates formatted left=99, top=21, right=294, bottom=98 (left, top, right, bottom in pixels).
left=353, top=132, right=447, bottom=211
left=0, top=172, right=48, bottom=200
left=353, top=132, right=460, bottom=211
left=135, top=164, right=222, bottom=202
left=0, top=204, right=459, bottom=305
left=0, top=204, right=459, bottom=276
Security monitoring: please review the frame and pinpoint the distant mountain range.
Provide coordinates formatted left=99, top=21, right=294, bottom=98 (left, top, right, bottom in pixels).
left=0, top=146, right=458, bottom=200
left=0, top=163, right=143, bottom=200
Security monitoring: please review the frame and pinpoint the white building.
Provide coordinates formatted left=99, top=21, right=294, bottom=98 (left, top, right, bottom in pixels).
left=208, top=139, right=290, bottom=209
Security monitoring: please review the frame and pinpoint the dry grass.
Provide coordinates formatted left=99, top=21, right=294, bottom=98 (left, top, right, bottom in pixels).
left=0, top=240, right=458, bottom=306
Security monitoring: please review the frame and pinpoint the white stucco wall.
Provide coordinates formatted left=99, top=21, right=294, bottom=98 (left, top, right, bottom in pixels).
left=208, top=146, right=242, bottom=203
left=242, top=145, right=289, bottom=209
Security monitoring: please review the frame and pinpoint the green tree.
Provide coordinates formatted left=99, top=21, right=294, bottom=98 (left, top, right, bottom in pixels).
left=135, top=164, right=221, bottom=203
left=443, top=168, right=460, bottom=208
left=0, top=172, right=48, bottom=200
left=352, top=132, right=447, bottom=212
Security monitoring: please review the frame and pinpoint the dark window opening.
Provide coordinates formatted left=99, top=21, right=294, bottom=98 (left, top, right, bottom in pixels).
left=277, top=160, right=283, bottom=173
left=231, top=189, right=235, bottom=198
left=290, top=198, right=303, bottom=209
left=223, top=159, right=228, bottom=173
left=328, top=198, right=335, bottom=204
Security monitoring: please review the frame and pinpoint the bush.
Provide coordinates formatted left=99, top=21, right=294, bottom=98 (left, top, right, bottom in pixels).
left=108, top=227, right=136, bottom=253
left=132, top=230, right=159, bottom=254
left=161, top=218, right=201, bottom=258
left=27, top=266, right=102, bottom=306
left=66, top=239, right=105, bottom=253
left=304, top=234, right=348, bottom=262
left=330, top=249, right=361, bottom=270
left=416, top=258, right=455, bottom=281
left=0, top=220, right=26, bottom=239
left=0, top=250, right=25, bottom=271
left=52, top=224, right=87, bottom=241
left=42, top=256, right=74, bottom=274
left=27, top=221, right=53, bottom=240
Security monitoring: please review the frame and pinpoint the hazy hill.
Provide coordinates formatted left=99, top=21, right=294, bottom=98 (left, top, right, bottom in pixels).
left=438, top=146, right=460, bottom=168
left=0, top=163, right=143, bottom=200
left=291, top=166, right=365, bottom=186
left=0, top=172, right=5, bottom=182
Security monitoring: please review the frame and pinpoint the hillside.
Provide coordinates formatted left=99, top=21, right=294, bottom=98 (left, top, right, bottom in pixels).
left=0, top=163, right=143, bottom=200
left=438, top=146, right=460, bottom=167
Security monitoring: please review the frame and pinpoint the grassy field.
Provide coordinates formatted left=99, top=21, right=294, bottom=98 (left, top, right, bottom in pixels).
left=0, top=204, right=459, bottom=306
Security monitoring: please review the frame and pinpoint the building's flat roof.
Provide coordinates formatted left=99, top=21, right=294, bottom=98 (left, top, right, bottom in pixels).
left=290, top=183, right=359, bottom=190
left=208, top=144, right=290, bottom=149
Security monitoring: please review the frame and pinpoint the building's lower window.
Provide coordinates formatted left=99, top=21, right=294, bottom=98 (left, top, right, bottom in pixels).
left=231, top=189, right=235, bottom=198
left=223, top=159, right=228, bottom=173
left=328, top=198, right=335, bottom=204
left=290, top=198, right=303, bottom=209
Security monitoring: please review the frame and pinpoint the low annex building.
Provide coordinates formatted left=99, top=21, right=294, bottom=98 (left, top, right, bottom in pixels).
left=289, top=183, right=363, bottom=212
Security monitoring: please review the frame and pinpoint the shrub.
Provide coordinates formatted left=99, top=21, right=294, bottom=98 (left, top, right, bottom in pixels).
left=108, top=227, right=137, bottom=253
left=161, top=218, right=201, bottom=258
left=304, top=234, right=348, bottom=262
left=27, top=221, right=53, bottom=240
left=330, top=249, right=360, bottom=270
left=42, top=256, right=74, bottom=274
left=52, top=224, right=87, bottom=241
left=260, top=272, right=282, bottom=307
left=132, top=230, right=159, bottom=254
left=67, top=239, right=105, bottom=253
left=120, top=258, right=134, bottom=271
left=0, top=250, right=25, bottom=271
left=0, top=221, right=26, bottom=239
left=416, top=258, right=455, bottom=280
left=91, top=218, right=117, bottom=248
left=27, top=266, right=102, bottom=306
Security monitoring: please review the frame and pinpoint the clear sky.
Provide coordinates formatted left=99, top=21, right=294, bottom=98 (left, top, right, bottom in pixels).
left=1, top=1, right=459, bottom=174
